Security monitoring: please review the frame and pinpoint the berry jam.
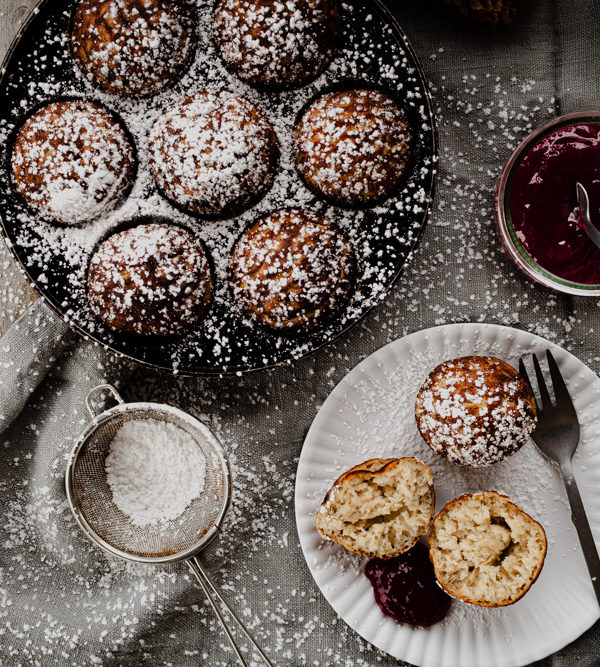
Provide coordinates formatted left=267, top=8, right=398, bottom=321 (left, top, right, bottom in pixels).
left=509, top=122, right=600, bottom=284
left=364, top=542, right=451, bottom=627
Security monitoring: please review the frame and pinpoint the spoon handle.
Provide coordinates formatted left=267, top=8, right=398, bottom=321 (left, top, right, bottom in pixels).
left=576, top=182, right=600, bottom=251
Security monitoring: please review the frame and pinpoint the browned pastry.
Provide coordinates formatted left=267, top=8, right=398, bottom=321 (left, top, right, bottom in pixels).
left=71, top=0, right=196, bottom=97
left=11, top=100, right=134, bottom=226
left=315, top=458, right=435, bottom=559
left=88, top=223, right=212, bottom=336
left=439, top=0, right=516, bottom=25
left=231, top=209, right=355, bottom=332
left=415, top=356, right=537, bottom=467
left=213, top=0, right=339, bottom=90
left=294, top=89, right=411, bottom=206
left=428, top=491, right=547, bottom=607
left=148, top=91, right=279, bottom=217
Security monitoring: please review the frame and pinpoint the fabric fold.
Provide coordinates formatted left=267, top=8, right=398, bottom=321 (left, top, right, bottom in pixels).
left=0, top=300, right=74, bottom=434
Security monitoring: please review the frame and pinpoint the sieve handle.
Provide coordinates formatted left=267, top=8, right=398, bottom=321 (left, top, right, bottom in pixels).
left=187, top=557, right=275, bottom=667
left=85, top=384, right=124, bottom=419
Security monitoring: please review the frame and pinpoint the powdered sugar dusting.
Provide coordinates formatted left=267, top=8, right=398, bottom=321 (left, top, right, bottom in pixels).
left=214, top=0, right=339, bottom=90
left=71, top=0, right=196, bottom=97
left=231, top=209, right=355, bottom=331
left=105, top=418, right=207, bottom=526
left=10, top=99, right=134, bottom=225
left=88, top=223, right=212, bottom=336
left=295, top=89, right=411, bottom=205
left=415, top=356, right=537, bottom=466
left=148, top=90, right=279, bottom=216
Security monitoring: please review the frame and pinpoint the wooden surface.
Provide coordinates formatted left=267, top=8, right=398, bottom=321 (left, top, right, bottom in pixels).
left=0, top=0, right=41, bottom=335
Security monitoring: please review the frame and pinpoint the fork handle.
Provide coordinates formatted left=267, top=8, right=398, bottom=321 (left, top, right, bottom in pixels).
left=560, top=460, right=600, bottom=606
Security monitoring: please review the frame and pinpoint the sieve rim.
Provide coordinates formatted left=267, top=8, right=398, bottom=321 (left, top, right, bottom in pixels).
left=65, top=399, right=232, bottom=565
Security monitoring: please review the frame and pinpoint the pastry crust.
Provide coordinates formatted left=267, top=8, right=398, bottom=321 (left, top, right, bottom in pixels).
left=148, top=91, right=279, bottom=217
left=71, top=0, right=196, bottom=97
left=315, top=457, right=435, bottom=559
left=88, top=223, right=212, bottom=336
left=428, top=491, right=547, bottom=607
left=294, top=89, right=411, bottom=206
left=231, top=209, right=355, bottom=332
left=214, top=0, right=339, bottom=90
left=11, top=100, right=135, bottom=226
left=415, top=356, right=537, bottom=467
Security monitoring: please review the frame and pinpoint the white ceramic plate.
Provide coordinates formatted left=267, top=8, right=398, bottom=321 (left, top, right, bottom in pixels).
left=295, top=323, right=600, bottom=667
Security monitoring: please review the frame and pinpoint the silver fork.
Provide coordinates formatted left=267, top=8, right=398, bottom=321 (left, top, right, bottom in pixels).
left=519, top=350, right=600, bottom=604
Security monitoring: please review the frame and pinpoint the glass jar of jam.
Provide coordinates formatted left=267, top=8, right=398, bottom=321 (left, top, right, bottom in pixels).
left=495, top=111, right=600, bottom=295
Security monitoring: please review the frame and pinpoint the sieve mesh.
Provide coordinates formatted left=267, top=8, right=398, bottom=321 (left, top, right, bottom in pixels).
left=69, top=405, right=230, bottom=561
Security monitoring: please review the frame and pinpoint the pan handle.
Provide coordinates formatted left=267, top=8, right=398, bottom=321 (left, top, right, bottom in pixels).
left=85, top=384, right=124, bottom=419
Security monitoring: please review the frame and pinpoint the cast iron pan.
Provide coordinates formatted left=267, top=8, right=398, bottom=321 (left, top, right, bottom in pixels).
left=0, top=0, right=437, bottom=375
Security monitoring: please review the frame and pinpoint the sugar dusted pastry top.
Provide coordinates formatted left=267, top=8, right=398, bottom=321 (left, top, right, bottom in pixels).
left=231, top=209, right=355, bottom=332
left=71, top=0, right=196, bottom=97
left=214, top=0, right=339, bottom=90
left=415, top=356, right=537, bottom=466
left=148, top=90, right=279, bottom=217
left=11, top=100, right=135, bottom=226
left=88, top=223, right=212, bottom=336
left=295, top=89, right=411, bottom=206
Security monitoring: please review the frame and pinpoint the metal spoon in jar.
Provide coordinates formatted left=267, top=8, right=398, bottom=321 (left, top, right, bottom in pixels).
left=575, top=182, right=600, bottom=250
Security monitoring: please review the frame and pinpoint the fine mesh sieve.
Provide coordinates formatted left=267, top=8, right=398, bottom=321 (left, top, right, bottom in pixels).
left=65, top=385, right=273, bottom=666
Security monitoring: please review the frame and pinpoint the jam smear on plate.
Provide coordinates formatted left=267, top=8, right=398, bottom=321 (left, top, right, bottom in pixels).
left=510, top=122, right=600, bottom=284
left=365, top=541, right=451, bottom=627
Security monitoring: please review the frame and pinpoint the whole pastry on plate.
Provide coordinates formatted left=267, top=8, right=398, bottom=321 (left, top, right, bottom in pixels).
left=213, top=0, right=339, bottom=90
left=315, top=457, right=435, bottom=559
left=231, top=209, right=355, bottom=333
left=71, top=0, right=196, bottom=97
left=415, top=356, right=537, bottom=467
left=294, top=89, right=411, bottom=206
left=88, top=223, right=212, bottom=336
left=428, top=491, right=547, bottom=607
left=11, top=100, right=135, bottom=225
left=148, top=91, right=279, bottom=217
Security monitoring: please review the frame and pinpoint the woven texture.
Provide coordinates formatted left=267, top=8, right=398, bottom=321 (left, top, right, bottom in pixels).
left=1, top=0, right=599, bottom=664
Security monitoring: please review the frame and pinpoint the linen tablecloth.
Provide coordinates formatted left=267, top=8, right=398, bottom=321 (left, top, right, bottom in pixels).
left=1, top=0, right=599, bottom=664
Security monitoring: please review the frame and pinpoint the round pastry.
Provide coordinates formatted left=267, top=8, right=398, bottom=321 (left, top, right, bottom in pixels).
left=415, top=356, right=537, bottom=467
left=71, top=0, right=196, bottom=97
left=231, top=209, right=355, bottom=332
left=88, top=223, right=212, bottom=336
left=11, top=100, right=135, bottom=226
left=315, top=457, right=435, bottom=559
left=148, top=91, right=279, bottom=217
left=428, top=491, right=547, bottom=607
left=213, top=0, right=339, bottom=90
left=294, top=89, right=411, bottom=206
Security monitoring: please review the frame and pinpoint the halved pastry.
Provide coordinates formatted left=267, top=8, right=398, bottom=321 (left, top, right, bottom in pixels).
left=428, top=491, right=547, bottom=607
left=315, top=457, right=435, bottom=559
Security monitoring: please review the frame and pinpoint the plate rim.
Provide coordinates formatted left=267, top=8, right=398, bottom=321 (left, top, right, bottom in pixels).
left=294, top=321, right=600, bottom=667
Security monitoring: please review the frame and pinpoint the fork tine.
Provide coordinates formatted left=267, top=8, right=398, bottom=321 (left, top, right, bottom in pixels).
left=518, top=358, right=535, bottom=401
left=518, top=357, right=540, bottom=413
left=532, top=353, right=553, bottom=409
left=546, top=350, right=576, bottom=410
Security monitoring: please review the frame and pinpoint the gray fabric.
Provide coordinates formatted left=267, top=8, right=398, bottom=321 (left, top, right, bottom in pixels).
left=0, top=300, right=73, bottom=431
left=1, top=0, right=600, bottom=665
